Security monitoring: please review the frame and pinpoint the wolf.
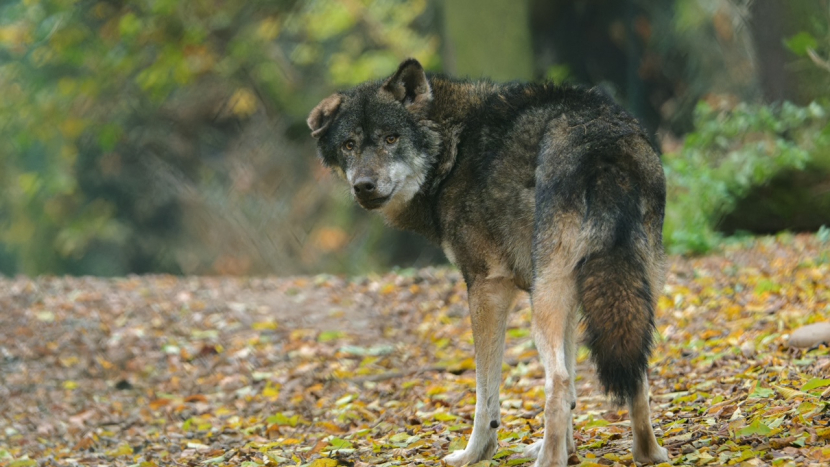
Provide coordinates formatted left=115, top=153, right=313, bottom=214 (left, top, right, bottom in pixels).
left=307, top=58, right=670, bottom=466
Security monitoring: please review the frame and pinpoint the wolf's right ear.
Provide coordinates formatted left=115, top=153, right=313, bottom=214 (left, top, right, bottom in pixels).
left=307, top=94, right=343, bottom=138
left=380, top=58, right=432, bottom=111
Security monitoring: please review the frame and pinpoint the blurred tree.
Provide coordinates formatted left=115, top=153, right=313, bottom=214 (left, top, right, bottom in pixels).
left=442, top=0, right=533, bottom=81
left=751, top=0, right=829, bottom=104
left=530, top=0, right=762, bottom=134
left=0, top=0, right=439, bottom=276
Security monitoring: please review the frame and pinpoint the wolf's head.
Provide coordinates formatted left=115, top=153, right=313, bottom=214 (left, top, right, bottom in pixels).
left=307, top=59, right=439, bottom=214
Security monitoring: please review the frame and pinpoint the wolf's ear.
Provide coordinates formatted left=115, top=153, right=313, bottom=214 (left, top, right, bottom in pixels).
left=380, top=58, right=432, bottom=110
left=307, top=94, right=343, bottom=138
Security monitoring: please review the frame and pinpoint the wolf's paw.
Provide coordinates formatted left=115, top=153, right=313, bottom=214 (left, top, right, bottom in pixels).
left=634, top=445, right=669, bottom=465
left=525, top=439, right=577, bottom=459
left=443, top=449, right=483, bottom=466
left=443, top=437, right=497, bottom=466
left=526, top=440, right=579, bottom=466
left=524, top=440, right=543, bottom=459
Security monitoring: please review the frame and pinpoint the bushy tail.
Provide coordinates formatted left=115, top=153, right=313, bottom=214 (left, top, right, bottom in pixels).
left=576, top=164, right=657, bottom=405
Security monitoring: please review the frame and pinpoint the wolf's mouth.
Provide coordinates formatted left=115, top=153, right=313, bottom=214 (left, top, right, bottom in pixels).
left=356, top=184, right=397, bottom=210
left=358, top=193, right=392, bottom=210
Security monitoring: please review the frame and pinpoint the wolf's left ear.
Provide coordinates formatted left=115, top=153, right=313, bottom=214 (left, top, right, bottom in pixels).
left=307, top=94, right=342, bottom=138
left=380, top=58, right=432, bottom=111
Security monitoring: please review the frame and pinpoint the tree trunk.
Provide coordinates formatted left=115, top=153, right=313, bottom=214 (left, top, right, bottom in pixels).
left=441, top=0, right=534, bottom=81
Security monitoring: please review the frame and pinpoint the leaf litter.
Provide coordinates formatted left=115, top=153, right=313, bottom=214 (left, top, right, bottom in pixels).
left=0, top=233, right=829, bottom=466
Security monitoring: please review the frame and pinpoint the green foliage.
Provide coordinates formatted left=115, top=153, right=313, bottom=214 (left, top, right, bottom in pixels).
left=0, top=0, right=438, bottom=275
left=784, top=9, right=830, bottom=76
left=664, top=100, right=830, bottom=255
left=785, top=31, right=819, bottom=57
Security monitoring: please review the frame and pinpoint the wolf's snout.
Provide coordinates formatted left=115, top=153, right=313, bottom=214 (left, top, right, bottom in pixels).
left=352, top=175, right=391, bottom=210
left=353, top=177, right=377, bottom=196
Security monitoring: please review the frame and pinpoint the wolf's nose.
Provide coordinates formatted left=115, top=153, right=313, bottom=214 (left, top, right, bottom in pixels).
left=353, top=177, right=377, bottom=194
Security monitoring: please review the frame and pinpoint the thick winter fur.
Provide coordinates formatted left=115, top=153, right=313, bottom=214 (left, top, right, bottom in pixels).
left=309, top=59, right=669, bottom=466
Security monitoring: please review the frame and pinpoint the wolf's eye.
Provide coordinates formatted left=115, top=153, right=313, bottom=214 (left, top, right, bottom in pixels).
left=343, top=140, right=355, bottom=151
left=385, top=135, right=398, bottom=145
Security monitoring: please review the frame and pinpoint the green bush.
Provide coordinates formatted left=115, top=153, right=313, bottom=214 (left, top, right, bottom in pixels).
left=664, top=100, right=830, bottom=255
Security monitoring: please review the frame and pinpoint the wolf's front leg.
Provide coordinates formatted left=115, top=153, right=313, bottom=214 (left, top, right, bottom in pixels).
left=443, top=276, right=517, bottom=466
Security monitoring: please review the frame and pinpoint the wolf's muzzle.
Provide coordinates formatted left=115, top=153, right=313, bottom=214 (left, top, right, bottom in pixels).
left=353, top=177, right=391, bottom=209
left=353, top=177, right=377, bottom=197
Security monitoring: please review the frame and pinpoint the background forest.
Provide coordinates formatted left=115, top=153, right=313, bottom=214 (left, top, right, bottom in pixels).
left=1, top=0, right=829, bottom=277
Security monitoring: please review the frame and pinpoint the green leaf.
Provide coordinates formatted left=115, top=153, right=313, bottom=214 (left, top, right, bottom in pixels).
left=784, top=31, right=818, bottom=57
left=118, top=13, right=142, bottom=38
left=433, top=412, right=458, bottom=422
left=737, top=420, right=772, bottom=437
left=388, top=432, right=411, bottom=443
left=318, top=330, right=344, bottom=342
left=507, top=328, right=530, bottom=339
left=267, top=413, right=299, bottom=427
left=584, top=418, right=610, bottom=428
left=505, top=459, right=534, bottom=466
left=97, top=123, right=122, bottom=152
left=801, top=378, right=830, bottom=392
left=9, top=460, right=37, bottom=467
left=327, top=437, right=353, bottom=450
left=749, top=385, right=774, bottom=399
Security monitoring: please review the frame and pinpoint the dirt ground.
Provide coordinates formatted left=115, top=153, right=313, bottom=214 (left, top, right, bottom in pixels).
left=1, top=234, right=829, bottom=466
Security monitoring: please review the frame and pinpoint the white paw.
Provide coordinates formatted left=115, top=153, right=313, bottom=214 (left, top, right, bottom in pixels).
left=443, top=449, right=476, bottom=466
left=634, top=445, right=669, bottom=465
left=526, top=439, right=577, bottom=467
left=443, top=437, right=498, bottom=466
left=524, top=439, right=543, bottom=459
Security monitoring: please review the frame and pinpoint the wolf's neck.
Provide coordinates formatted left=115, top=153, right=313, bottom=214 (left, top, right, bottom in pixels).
left=381, top=191, right=441, bottom=244
left=379, top=78, right=497, bottom=244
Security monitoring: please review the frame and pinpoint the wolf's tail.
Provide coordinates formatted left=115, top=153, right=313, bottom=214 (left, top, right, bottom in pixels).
left=575, top=157, right=658, bottom=405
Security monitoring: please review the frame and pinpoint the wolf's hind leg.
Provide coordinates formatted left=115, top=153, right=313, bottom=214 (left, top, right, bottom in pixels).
left=443, top=276, right=517, bottom=466
left=529, top=263, right=579, bottom=467
left=630, top=374, right=669, bottom=465
left=525, top=308, right=576, bottom=460
left=564, top=308, right=577, bottom=455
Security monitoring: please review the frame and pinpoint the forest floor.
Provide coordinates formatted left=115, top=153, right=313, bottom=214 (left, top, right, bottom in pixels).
left=1, top=234, right=829, bottom=467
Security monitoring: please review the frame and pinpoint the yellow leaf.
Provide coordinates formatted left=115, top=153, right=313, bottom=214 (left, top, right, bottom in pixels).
left=262, top=384, right=280, bottom=399
left=657, top=295, right=673, bottom=312
left=62, top=380, right=78, bottom=390
left=59, top=118, right=87, bottom=139
left=107, top=444, right=133, bottom=456
left=96, top=356, right=113, bottom=369
left=229, top=88, right=257, bottom=117
left=0, top=23, right=32, bottom=48
left=448, top=357, right=475, bottom=373
left=252, top=321, right=278, bottom=331
left=308, top=459, right=338, bottom=467
left=317, top=421, right=345, bottom=434
left=773, top=384, right=812, bottom=400
left=257, top=18, right=281, bottom=41
left=57, top=78, right=76, bottom=96
left=426, top=385, right=446, bottom=396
